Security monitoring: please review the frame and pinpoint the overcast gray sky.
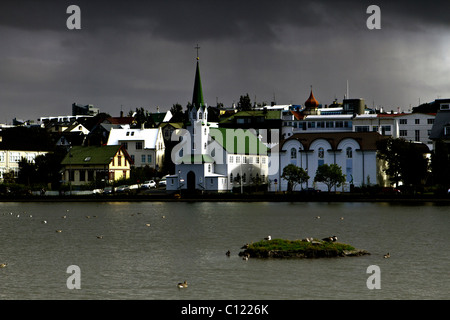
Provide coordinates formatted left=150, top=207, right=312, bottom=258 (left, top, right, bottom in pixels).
left=1, top=0, right=449, bottom=123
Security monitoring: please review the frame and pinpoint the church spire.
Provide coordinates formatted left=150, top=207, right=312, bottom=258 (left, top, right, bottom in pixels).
left=191, top=44, right=205, bottom=110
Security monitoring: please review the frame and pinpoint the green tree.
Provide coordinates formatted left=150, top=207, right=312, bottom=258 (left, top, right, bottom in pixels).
left=237, top=94, right=252, bottom=111
left=170, top=103, right=185, bottom=122
left=377, top=137, right=429, bottom=189
left=281, top=164, right=310, bottom=192
left=314, top=164, right=346, bottom=192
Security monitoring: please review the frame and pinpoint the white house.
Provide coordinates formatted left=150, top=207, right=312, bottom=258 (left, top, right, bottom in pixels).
left=272, top=132, right=387, bottom=192
left=106, top=127, right=165, bottom=170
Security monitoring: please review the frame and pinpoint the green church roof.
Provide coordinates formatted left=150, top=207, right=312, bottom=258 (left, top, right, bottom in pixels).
left=209, top=128, right=269, bottom=155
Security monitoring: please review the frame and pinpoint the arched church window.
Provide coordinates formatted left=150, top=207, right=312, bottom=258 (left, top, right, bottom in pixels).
left=346, top=147, right=353, bottom=158
left=318, top=147, right=324, bottom=159
left=290, top=148, right=297, bottom=159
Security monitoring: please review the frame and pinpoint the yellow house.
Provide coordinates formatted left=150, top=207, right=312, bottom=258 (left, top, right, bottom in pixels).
left=61, top=145, right=132, bottom=186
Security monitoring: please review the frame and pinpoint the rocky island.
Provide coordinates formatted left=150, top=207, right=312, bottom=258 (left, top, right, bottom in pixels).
left=239, top=238, right=370, bottom=259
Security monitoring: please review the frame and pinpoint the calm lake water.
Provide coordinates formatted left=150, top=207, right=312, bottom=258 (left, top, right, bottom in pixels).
left=0, top=201, right=448, bottom=300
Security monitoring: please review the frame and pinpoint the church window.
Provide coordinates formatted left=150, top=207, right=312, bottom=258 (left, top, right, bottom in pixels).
left=318, top=147, right=324, bottom=167
left=318, top=147, right=324, bottom=159
left=290, top=148, right=297, bottom=159
left=199, top=112, right=202, bottom=119
left=346, top=147, right=352, bottom=159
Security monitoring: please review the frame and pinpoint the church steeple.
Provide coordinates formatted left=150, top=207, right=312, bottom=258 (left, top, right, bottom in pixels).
left=192, top=60, right=205, bottom=110
left=191, top=44, right=205, bottom=110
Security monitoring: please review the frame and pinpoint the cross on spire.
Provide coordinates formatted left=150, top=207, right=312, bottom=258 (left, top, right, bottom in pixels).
left=195, top=44, right=200, bottom=60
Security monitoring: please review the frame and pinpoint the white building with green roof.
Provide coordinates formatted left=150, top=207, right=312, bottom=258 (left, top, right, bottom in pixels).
left=166, top=56, right=269, bottom=192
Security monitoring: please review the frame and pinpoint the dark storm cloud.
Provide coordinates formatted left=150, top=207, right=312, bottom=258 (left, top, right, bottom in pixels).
left=1, top=0, right=450, bottom=122
left=2, top=1, right=449, bottom=40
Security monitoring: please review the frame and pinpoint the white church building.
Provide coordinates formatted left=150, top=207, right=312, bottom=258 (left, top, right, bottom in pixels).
left=166, top=57, right=269, bottom=193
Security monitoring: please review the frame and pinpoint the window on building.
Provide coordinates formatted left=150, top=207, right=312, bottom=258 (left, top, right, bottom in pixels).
left=136, top=142, right=143, bottom=150
left=290, top=148, right=297, bottom=159
left=118, top=156, right=122, bottom=166
left=400, top=130, right=407, bottom=137
left=141, top=155, right=146, bottom=163
left=147, top=155, right=152, bottom=163
left=208, top=164, right=211, bottom=173
left=79, top=170, right=86, bottom=182
left=130, top=155, right=135, bottom=163
left=318, top=147, right=324, bottom=159
left=381, top=126, right=391, bottom=135
left=121, top=142, right=128, bottom=149
left=346, top=147, right=352, bottom=159
left=230, top=173, right=233, bottom=182
left=400, top=119, right=407, bottom=124
left=415, top=119, right=420, bottom=125
left=236, top=156, right=241, bottom=164
left=444, top=126, right=450, bottom=136
left=355, top=126, right=369, bottom=132
left=415, top=130, right=420, bottom=141
left=229, top=155, right=233, bottom=164
left=427, top=119, right=435, bottom=125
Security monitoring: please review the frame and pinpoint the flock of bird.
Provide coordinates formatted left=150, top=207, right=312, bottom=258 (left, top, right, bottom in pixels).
left=1, top=210, right=391, bottom=291
left=226, top=214, right=391, bottom=262
left=0, top=208, right=166, bottom=272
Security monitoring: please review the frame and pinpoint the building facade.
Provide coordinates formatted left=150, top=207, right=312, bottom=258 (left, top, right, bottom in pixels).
left=107, top=127, right=165, bottom=170
left=272, top=132, right=387, bottom=192
left=0, top=150, right=48, bottom=180
left=60, top=145, right=132, bottom=186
